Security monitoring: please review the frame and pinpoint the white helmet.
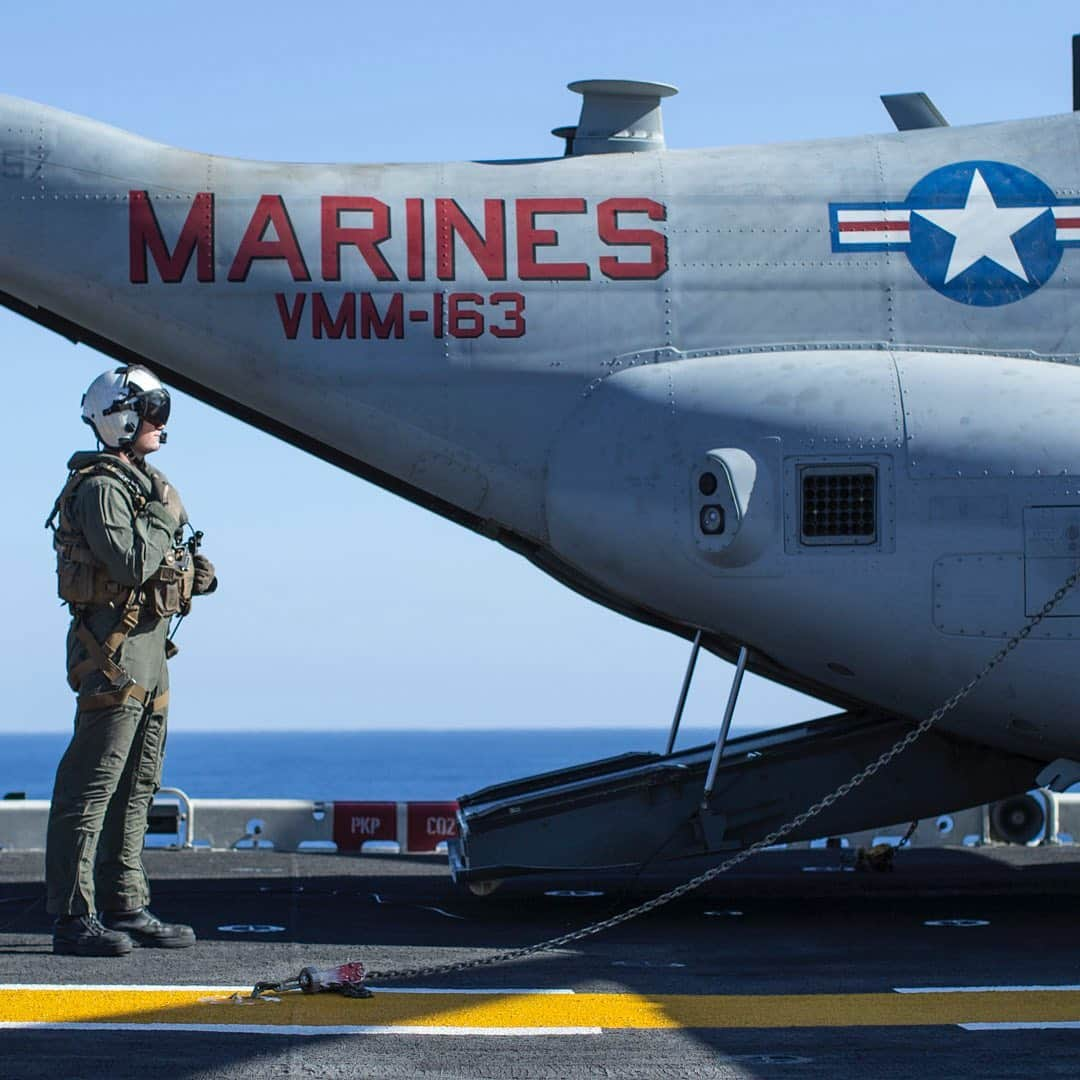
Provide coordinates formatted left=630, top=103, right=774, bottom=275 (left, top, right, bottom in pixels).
left=81, top=366, right=171, bottom=449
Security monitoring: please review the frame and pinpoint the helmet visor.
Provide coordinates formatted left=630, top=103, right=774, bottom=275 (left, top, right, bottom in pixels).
left=133, top=388, right=171, bottom=426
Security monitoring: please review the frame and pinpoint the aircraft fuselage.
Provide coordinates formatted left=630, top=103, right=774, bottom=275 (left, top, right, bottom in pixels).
left=2, top=95, right=1079, bottom=765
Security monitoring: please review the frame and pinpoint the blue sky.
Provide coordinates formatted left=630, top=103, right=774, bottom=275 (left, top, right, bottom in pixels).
left=2, top=1, right=1077, bottom=732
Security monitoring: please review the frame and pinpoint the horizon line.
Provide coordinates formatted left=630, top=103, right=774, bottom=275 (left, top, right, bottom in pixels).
left=0, top=722, right=782, bottom=735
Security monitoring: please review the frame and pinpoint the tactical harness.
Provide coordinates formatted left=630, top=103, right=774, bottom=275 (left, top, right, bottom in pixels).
left=46, top=460, right=193, bottom=714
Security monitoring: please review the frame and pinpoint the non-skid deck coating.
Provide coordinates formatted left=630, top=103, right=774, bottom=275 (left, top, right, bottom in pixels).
left=2, top=846, right=1080, bottom=1077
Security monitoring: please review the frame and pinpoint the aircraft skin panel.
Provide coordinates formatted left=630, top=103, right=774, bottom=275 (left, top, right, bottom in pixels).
left=3, top=99, right=1080, bottom=495
left=661, top=132, right=890, bottom=356
left=4, top=95, right=1080, bottom=758
left=546, top=346, right=1080, bottom=759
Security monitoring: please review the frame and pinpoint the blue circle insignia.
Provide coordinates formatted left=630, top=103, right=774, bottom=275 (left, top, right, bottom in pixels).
left=905, top=161, right=1059, bottom=307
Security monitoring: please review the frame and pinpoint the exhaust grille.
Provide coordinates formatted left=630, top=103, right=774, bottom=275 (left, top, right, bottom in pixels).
left=801, top=467, right=877, bottom=544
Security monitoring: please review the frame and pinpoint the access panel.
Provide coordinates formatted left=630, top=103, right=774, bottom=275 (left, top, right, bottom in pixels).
left=1024, top=506, right=1080, bottom=622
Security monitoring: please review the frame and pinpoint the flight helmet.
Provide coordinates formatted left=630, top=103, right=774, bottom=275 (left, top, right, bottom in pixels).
left=81, top=365, right=171, bottom=449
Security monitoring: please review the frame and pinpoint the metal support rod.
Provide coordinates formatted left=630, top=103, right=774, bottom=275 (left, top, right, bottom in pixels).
left=156, top=786, right=195, bottom=850
left=1044, top=790, right=1061, bottom=846
left=701, top=646, right=750, bottom=805
left=665, top=630, right=703, bottom=756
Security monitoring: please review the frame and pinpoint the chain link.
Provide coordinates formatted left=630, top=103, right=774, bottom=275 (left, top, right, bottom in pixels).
left=364, top=569, right=1080, bottom=985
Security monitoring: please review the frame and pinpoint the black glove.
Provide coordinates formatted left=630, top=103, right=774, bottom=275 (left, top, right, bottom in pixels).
left=193, top=553, right=217, bottom=595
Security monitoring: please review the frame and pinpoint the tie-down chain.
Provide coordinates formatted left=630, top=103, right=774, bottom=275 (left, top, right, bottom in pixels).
left=249, top=568, right=1080, bottom=1000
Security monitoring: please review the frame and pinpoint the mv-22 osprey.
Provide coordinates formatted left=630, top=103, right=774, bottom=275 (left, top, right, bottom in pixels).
left=4, top=41, right=1080, bottom=881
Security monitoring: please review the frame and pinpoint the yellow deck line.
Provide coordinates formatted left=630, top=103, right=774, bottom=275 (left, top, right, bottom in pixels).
left=2, top=987, right=1080, bottom=1030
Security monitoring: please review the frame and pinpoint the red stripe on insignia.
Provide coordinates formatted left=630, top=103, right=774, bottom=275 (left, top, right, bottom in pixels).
left=838, top=220, right=911, bottom=232
left=1055, top=216, right=1080, bottom=229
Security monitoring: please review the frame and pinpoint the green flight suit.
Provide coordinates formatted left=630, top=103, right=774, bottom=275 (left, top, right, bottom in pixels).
left=46, top=450, right=183, bottom=917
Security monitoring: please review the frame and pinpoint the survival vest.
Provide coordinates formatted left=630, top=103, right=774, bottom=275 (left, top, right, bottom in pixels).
left=45, top=459, right=194, bottom=713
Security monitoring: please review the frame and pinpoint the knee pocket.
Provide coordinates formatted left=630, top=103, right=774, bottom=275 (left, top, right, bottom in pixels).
left=135, top=717, right=167, bottom=790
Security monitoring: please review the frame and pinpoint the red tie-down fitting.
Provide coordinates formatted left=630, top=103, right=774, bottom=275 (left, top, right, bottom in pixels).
left=300, top=961, right=370, bottom=996
left=251, top=960, right=371, bottom=1000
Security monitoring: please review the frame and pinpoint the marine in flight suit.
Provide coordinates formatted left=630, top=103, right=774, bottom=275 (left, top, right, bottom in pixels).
left=45, top=365, right=217, bottom=956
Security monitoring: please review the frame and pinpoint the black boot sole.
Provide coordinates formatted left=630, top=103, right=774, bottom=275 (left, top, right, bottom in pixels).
left=53, top=937, right=132, bottom=957
left=126, top=931, right=196, bottom=949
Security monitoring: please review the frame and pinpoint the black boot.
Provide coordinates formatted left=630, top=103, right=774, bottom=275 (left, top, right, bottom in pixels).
left=101, top=907, right=196, bottom=948
left=53, top=914, right=133, bottom=957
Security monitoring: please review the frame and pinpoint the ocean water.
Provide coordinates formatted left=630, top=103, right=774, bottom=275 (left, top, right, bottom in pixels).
left=0, top=728, right=722, bottom=803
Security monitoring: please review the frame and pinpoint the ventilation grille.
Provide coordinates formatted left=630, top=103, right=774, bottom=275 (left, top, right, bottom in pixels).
left=801, top=468, right=876, bottom=544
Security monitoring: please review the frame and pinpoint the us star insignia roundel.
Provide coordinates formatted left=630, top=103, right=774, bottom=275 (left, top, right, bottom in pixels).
left=828, top=160, right=1080, bottom=306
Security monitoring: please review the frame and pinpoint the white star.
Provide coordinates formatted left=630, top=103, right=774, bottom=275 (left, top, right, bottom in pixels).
left=913, top=169, right=1048, bottom=284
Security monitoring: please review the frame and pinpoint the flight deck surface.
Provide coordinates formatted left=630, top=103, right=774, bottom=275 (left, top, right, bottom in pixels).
left=1, top=847, right=1079, bottom=1078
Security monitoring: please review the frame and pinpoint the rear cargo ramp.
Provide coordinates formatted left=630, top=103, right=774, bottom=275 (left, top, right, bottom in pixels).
left=448, top=711, right=1044, bottom=883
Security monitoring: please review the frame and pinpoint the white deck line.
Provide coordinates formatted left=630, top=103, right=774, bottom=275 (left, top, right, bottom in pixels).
left=894, top=985, right=1080, bottom=994
left=0, top=1022, right=602, bottom=1037
left=0, top=984, right=574, bottom=995
left=960, top=1022, right=1080, bottom=1031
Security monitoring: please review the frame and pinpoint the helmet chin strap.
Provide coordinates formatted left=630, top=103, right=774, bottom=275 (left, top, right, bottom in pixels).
left=114, top=428, right=167, bottom=455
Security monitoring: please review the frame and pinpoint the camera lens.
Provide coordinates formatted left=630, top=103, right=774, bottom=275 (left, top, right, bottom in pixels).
left=698, top=471, right=718, bottom=496
left=700, top=506, right=725, bottom=535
